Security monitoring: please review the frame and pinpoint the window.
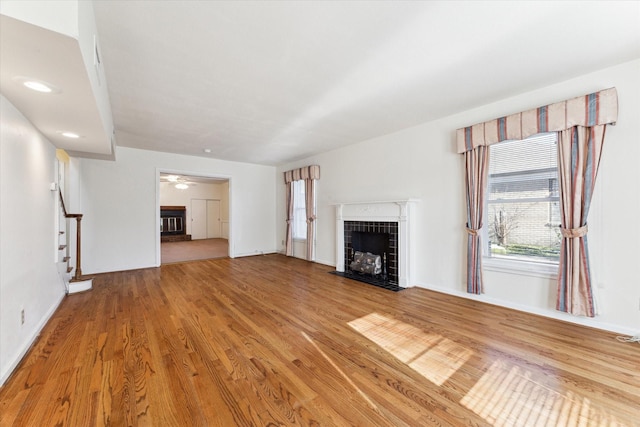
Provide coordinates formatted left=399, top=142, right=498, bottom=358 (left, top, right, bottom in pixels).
left=485, top=133, right=560, bottom=264
left=292, top=180, right=307, bottom=239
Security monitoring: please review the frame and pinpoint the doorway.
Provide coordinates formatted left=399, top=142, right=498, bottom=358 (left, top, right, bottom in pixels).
left=157, top=171, right=231, bottom=265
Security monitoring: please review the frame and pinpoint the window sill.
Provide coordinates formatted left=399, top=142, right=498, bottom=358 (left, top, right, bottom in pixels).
left=483, top=257, right=558, bottom=279
left=292, top=238, right=307, bottom=242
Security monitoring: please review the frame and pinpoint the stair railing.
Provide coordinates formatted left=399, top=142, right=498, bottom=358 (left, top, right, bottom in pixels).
left=59, top=190, right=85, bottom=282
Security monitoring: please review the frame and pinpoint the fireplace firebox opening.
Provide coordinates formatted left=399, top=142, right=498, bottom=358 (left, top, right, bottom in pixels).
left=160, top=206, right=192, bottom=242
left=349, top=231, right=390, bottom=279
left=335, top=220, right=402, bottom=291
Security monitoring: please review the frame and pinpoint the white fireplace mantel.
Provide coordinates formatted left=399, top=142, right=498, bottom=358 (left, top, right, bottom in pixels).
left=335, top=199, right=418, bottom=287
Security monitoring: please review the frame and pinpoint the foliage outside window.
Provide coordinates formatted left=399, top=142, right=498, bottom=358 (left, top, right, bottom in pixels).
left=292, top=180, right=307, bottom=239
left=486, top=133, right=560, bottom=264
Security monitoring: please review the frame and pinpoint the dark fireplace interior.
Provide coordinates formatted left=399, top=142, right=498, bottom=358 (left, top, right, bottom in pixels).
left=350, top=231, right=389, bottom=276
left=352, top=231, right=389, bottom=259
left=331, top=221, right=404, bottom=292
left=160, top=206, right=191, bottom=242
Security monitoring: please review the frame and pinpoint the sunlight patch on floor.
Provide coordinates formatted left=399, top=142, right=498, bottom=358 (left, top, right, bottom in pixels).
left=460, top=360, right=626, bottom=426
left=348, top=312, right=473, bottom=386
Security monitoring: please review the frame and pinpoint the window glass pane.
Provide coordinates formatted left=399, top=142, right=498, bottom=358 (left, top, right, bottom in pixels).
left=487, top=133, right=560, bottom=263
left=293, top=180, right=307, bottom=239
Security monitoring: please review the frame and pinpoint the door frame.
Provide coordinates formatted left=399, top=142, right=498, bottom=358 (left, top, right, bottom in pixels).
left=155, top=168, right=233, bottom=266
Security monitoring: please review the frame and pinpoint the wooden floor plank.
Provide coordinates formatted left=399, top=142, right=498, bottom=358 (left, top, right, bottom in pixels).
left=1, top=254, right=639, bottom=426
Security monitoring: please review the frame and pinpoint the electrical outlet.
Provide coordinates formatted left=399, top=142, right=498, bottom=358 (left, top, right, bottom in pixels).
left=21, top=308, right=25, bottom=325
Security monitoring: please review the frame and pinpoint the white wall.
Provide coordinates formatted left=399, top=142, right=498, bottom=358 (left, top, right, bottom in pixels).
left=291, top=239, right=307, bottom=260
left=77, top=147, right=276, bottom=274
left=276, top=59, right=640, bottom=335
left=159, top=181, right=229, bottom=236
left=0, top=96, right=66, bottom=385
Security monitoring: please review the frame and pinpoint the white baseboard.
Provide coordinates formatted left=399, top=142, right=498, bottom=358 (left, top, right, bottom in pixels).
left=414, top=282, right=638, bottom=336
left=233, top=250, right=277, bottom=258
left=314, top=258, right=336, bottom=268
left=0, top=291, right=65, bottom=386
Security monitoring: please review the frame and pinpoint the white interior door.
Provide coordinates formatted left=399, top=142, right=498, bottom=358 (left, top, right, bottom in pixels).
left=206, top=200, right=221, bottom=238
left=191, top=199, right=207, bottom=240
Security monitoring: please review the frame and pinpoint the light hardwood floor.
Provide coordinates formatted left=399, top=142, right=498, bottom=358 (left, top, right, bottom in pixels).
left=161, top=238, right=229, bottom=264
left=1, top=255, right=638, bottom=426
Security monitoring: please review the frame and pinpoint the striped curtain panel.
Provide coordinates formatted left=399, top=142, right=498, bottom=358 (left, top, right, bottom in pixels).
left=285, top=181, right=294, bottom=256
left=283, top=165, right=320, bottom=260
left=456, top=88, right=618, bottom=313
left=556, top=125, right=606, bottom=316
left=464, top=145, right=489, bottom=294
left=305, top=178, right=316, bottom=261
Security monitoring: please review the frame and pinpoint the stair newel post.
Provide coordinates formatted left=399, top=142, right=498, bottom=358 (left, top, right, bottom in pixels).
left=74, top=214, right=83, bottom=281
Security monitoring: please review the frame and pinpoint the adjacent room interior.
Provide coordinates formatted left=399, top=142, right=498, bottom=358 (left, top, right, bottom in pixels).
left=1, top=1, right=639, bottom=425
left=159, top=173, right=230, bottom=264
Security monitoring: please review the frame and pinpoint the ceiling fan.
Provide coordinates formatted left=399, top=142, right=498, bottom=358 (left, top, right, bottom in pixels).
left=160, top=174, right=197, bottom=189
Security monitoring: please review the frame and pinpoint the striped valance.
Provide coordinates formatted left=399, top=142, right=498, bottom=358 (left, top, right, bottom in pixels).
left=284, top=165, right=320, bottom=183
left=456, top=87, right=618, bottom=153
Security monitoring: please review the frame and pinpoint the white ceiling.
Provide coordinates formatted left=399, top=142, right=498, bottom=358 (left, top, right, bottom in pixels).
left=4, top=1, right=640, bottom=166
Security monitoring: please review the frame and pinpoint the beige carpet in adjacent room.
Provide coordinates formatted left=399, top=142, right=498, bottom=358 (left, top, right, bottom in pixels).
left=161, top=238, right=228, bottom=264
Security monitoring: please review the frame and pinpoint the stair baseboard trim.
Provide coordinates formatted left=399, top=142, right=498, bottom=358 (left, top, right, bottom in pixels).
left=68, top=278, right=92, bottom=294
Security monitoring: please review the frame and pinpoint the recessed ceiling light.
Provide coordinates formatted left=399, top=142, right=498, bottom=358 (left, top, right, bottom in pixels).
left=203, top=148, right=212, bottom=153
left=13, top=76, right=60, bottom=94
left=24, top=81, right=53, bottom=93
left=61, top=132, right=80, bottom=139
left=166, top=175, right=180, bottom=182
left=175, top=183, right=189, bottom=190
